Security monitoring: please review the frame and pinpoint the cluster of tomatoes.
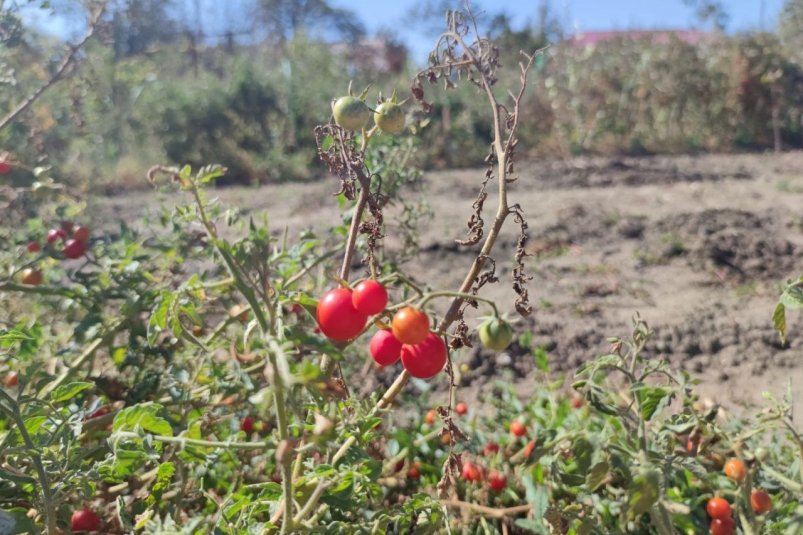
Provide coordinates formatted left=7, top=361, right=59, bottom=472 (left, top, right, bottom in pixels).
left=19, top=221, right=91, bottom=286
left=331, top=90, right=405, bottom=134
left=705, top=457, right=773, bottom=535
left=316, top=280, right=448, bottom=379
left=420, top=406, right=533, bottom=493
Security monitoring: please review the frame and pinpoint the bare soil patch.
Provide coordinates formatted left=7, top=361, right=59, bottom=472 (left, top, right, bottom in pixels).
left=92, top=152, right=803, bottom=415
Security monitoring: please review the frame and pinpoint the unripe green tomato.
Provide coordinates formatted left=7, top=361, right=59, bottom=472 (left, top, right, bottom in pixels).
left=754, top=447, right=768, bottom=462
left=332, top=96, right=370, bottom=131
left=374, top=101, right=405, bottom=134
left=478, top=318, right=513, bottom=351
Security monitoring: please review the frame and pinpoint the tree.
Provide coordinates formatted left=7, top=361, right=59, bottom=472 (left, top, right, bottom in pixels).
left=254, top=0, right=364, bottom=46
left=779, top=0, right=803, bottom=66
left=682, top=0, right=729, bottom=30
left=104, top=0, right=178, bottom=58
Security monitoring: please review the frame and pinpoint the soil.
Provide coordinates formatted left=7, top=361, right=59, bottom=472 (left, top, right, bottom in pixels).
left=92, top=151, right=803, bottom=416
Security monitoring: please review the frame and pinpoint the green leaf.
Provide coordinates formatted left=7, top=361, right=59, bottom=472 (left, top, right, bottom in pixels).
left=522, top=472, right=549, bottom=534
left=773, top=302, right=787, bottom=345
left=779, top=278, right=803, bottom=310
left=50, top=381, right=93, bottom=403
left=633, top=384, right=672, bottom=421
left=148, top=292, right=173, bottom=345
left=585, top=460, right=610, bottom=491
left=113, top=403, right=172, bottom=436
left=534, top=346, right=549, bottom=373
left=628, top=468, right=661, bottom=518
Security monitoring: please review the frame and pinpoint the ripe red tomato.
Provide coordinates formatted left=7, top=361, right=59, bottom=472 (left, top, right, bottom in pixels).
left=483, top=442, right=500, bottom=456
left=21, top=268, right=43, bottom=286
left=316, top=288, right=368, bottom=342
left=571, top=396, right=583, bottom=409
left=522, top=440, right=536, bottom=458
left=0, top=161, right=12, bottom=175
left=750, top=489, right=772, bottom=514
left=706, top=496, right=732, bottom=519
left=352, top=280, right=388, bottom=315
left=510, top=420, right=527, bottom=437
left=488, top=470, right=507, bottom=491
left=4, top=372, right=19, bottom=387
left=407, top=461, right=421, bottom=479
left=455, top=402, right=468, bottom=416
left=424, top=409, right=436, bottom=425
left=392, top=307, right=430, bottom=345
left=400, top=332, right=447, bottom=379
left=47, top=228, right=66, bottom=244
left=723, top=458, right=747, bottom=482
left=26, top=241, right=41, bottom=253
left=63, top=239, right=87, bottom=259
left=369, top=329, right=403, bottom=366
left=73, top=225, right=91, bottom=243
left=71, top=507, right=100, bottom=532
left=709, top=517, right=736, bottom=535
left=241, top=416, right=255, bottom=434
left=461, top=461, right=482, bottom=482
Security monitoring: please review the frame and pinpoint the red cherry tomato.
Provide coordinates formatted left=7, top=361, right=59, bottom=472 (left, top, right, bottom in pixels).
left=21, top=269, right=43, bottom=286
left=47, top=228, right=65, bottom=244
left=483, top=442, right=499, bottom=456
left=461, top=461, right=482, bottom=482
left=26, top=241, right=41, bottom=253
left=4, top=372, right=19, bottom=387
left=750, top=489, right=772, bottom=514
left=407, top=461, right=421, bottom=479
left=241, top=416, right=255, bottom=434
left=369, top=329, right=403, bottom=366
left=316, top=288, right=368, bottom=342
left=706, top=496, right=732, bottom=520
left=424, top=409, right=436, bottom=425
left=63, top=239, right=87, bottom=259
left=71, top=507, right=100, bottom=532
left=488, top=470, right=507, bottom=491
left=709, top=517, right=736, bottom=535
left=571, top=396, right=583, bottom=409
left=0, top=161, right=12, bottom=175
left=455, top=402, right=468, bottom=416
left=392, top=307, right=430, bottom=345
left=522, top=440, right=536, bottom=458
left=400, top=332, right=447, bottom=379
left=352, top=280, right=388, bottom=315
left=723, top=458, right=747, bottom=482
left=73, top=225, right=91, bottom=243
left=510, top=420, right=527, bottom=437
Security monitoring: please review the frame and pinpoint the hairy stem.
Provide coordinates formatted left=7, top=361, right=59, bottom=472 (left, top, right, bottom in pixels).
left=0, top=391, right=56, bottom=534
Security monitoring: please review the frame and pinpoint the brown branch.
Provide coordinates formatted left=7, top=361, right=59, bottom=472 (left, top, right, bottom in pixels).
left=441, top=499, right=532, bottom=519
left=0, top=3, right=106, bottom=132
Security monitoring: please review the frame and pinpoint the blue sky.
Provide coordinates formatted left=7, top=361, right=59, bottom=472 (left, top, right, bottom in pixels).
left=24, top=0, right=787, bottom=62
left=347, top=0, right=785, bottom=62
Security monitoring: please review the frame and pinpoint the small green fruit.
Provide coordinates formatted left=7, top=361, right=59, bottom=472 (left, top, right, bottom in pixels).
left=478, top=317, right=513, bottom=351
left=374, top=101, right=405, bottom=134
left=332, top=96, right=370, bottom=131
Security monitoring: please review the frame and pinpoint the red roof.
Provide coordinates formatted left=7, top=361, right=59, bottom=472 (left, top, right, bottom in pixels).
left=565, top=30, right=712, bottom=47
